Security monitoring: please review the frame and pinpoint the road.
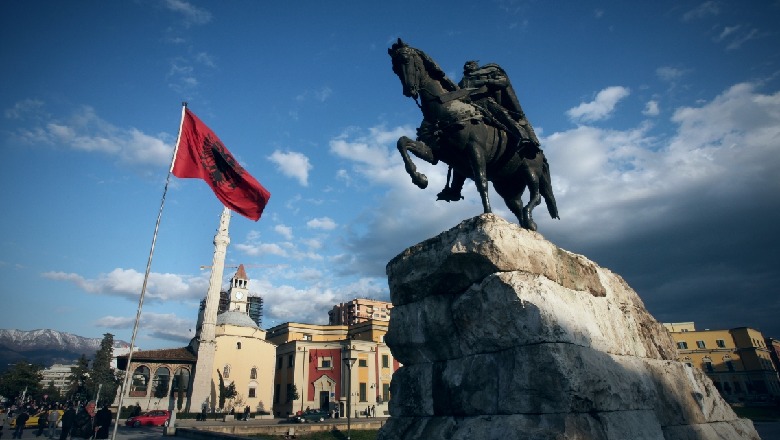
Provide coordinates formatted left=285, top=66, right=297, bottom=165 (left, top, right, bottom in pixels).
left=9, top=419, right=779, bottom=439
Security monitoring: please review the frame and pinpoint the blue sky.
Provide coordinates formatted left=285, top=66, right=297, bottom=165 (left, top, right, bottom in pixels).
left=1, top=1, right=779, bottom=350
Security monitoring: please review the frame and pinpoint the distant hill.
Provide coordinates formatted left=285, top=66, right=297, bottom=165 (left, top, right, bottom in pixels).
left=0, top=329, right=130, bottom=372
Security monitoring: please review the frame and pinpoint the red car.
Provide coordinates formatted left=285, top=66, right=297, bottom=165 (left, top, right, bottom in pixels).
left=125, top=410, right=171, bottom=427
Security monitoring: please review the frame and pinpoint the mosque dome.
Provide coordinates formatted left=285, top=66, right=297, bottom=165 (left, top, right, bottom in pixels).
left=216, top=311, right=259, bottom=329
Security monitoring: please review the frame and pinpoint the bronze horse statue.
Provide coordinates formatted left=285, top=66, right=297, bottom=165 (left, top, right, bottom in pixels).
left=389, top=39, right=559, bottom=231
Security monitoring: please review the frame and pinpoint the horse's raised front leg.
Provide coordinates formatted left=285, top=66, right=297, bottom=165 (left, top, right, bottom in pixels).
left=466, top=139, right=491, bottom=214
left=397, top=136, right=437, bottom=189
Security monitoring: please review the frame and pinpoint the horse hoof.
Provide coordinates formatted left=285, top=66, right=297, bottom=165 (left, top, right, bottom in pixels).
left=414, top=174, right=428, bottom=189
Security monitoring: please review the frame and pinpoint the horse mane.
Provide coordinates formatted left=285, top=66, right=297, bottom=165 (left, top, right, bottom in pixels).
left=417, top=50, right=457, bottom=92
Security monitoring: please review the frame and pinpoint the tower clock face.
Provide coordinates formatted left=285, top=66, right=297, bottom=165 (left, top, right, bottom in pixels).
left=235, top=292, right=244, bottom=300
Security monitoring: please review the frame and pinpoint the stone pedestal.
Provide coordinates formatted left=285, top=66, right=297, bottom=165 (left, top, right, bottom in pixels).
left=378, top=214, right=760, bottom=440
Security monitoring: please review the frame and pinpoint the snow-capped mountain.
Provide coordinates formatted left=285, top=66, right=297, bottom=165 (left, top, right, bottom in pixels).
left=0, top=328, right=130, bottom=371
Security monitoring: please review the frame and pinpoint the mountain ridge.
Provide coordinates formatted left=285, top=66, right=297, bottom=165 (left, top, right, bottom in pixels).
left=0, top=328, right=131, bottom=371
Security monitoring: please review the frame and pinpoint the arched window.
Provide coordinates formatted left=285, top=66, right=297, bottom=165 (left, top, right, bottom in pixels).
left=131, top=366, right=150, bottom=397
left=237, top=342, right=242, bottom=349
left=223, top=365, right=231, bottom=379
left=152, top=367, right=171, bottom=398
left=171, top=368, right=191, bottom=396
left=250, top=367, right=257, bottom=380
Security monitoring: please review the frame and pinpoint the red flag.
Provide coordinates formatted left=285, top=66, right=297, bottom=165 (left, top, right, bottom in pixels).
left=172, top=107, right=270, bottom=221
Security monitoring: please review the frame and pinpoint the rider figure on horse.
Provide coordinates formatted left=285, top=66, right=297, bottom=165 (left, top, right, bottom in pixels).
left=438, top=60, right=541, bottom=202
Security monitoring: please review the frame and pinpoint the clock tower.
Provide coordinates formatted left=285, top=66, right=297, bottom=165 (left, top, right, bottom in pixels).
left=229, top=264, right=250, bottom=313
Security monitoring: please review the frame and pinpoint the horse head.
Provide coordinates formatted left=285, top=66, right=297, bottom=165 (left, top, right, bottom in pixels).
left=388, top=38, right=423, bottom=99
left=389, top=39, right=458, bottom=104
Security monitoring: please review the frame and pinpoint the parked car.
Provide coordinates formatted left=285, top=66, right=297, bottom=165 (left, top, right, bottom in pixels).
left=10, top=410, right=64, bottom=428
left=125, top=410, right=170, bottom=427
left=295, top=409, right=329, bottom=423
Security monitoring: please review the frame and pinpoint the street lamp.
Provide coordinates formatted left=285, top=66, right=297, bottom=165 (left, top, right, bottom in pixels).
left=342, top=356, right=357, bottom=440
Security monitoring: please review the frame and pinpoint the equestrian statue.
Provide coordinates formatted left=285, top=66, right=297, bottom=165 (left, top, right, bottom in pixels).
left=389, top=38, right=559, bottom=231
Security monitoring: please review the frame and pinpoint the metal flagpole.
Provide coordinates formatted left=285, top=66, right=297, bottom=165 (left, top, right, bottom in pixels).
left=110, top=103, right=188, bottom=440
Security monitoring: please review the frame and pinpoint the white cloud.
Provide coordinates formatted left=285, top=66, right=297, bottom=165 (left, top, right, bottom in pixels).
left=315, top=87, right=333, bottom=102
left=544, top=80, right=780, bottom=243
left=713, top=25, right=762, bottom=51
left=307, top=217, right=337, bottom=230
left=4, top=99, right=45, bottom=119
left=566, top=86, right=630, bottom=123
left=295, top=87, right=334, bottom=103
left=195, top=52, right=216, bottom=67
left=42, top=268, right=207, bottom=302
left=164, top=0, right=212, bottom=27
left=96, top=312, right=194, bottom=343
left=7, top=103, right=173, bottom=167
left=682, top=1, right=720, bottom=21
left=268, top=150, right=312, bottom=186
left=643, top=100, right=660, bottom=116
left=235, top=242, right=288, bottom=257
left=274, top=224, right=293, bottom=240
left=656, top=66, right=688, bottom=82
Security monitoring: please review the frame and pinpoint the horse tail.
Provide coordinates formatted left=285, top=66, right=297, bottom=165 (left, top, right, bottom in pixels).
left=540, top=157, right=560, bottom=220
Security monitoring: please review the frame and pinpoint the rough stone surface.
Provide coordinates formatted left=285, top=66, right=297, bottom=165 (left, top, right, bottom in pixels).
left=378, top=214, right=760, bottom=440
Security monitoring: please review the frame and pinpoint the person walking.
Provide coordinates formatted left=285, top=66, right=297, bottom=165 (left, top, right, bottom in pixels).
left=47, top=409, right=60, bottom=439
left=0, top=410, right=8, bottom=439
left=199, top=402, right=207, bottom=422
left=59, top=406, right=76, bottom=440
left=11, top=409, right=29, bottom=439
left=36, top=410, right=48, bottom=437
left=93, top=406, right=111, bottom=440
left=71, top=405, right=93, bottom=440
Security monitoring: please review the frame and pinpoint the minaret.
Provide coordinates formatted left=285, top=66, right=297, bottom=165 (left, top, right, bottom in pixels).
left=189, top=207, right=231, bottom=410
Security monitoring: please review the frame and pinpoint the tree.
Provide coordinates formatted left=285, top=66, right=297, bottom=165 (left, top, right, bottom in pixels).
left=89, top=334, right=120, bottom=406
left=153, top=378, right=168, bottom=399
left=0, top=361, right=43, bottom=403
left=176, top=370, right=184, bottom=411
left=286, top=384, right=299, bottom=403
left=217, top=370, right=237, bottom=410
left=44, top=381, right=62, bottom=401
left=68, top=355, right=91, bottom=403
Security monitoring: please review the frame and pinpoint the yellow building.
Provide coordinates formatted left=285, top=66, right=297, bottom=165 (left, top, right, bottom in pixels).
left=117, top=265, right=276, bottom=415
left=267, top=319, right=399, bottom=418
left=664, top=322, right=780, bottom=404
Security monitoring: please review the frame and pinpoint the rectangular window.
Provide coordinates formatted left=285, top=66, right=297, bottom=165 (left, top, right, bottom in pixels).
left=277, top=357, right=283, bottom=370
left=716, top=339, right=726, bottom=348
left=274, top=384, right=280, bottom=403
left=382, top=354, right=389, bottom=368
left=248, top=388, right=256, bottom=398
left=382, top=383, right=390, bottom=402
left=303, top=334, right=312, bottom=341
left=319, top=357, right=332, bottom=369
left=359, top=382, right=367, bottom=402
left=676, top=341, right=688, bottom=349
left=696, top=340, right=706, bottom=349
left=359, top=359, right=368, bottom=367
left=704, top=362, right=714, bottom=373
left=288, top=354, right=295, bottom=367
left=726, top=360, right=735, bottom=371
